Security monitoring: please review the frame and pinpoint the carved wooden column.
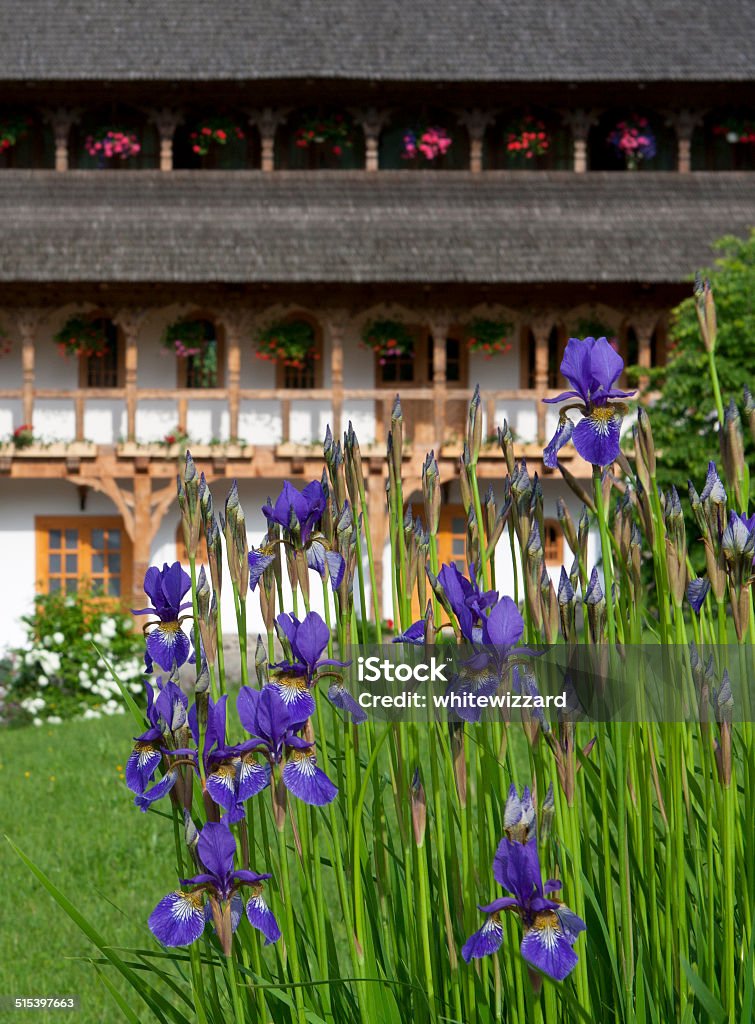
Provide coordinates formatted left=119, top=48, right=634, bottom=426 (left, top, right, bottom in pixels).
left=666, top=109, right=703, bottom=173
left=355, top=108, right=389, bottom=172
left=428, top=316, right=452, bottom=449
left=629, top=309, right=658, bottom=390
left=115, top=308, right=147, bottom=442
left=132, top=474, right=153, bottom=606
left=529, top=314, right=555, bottom=441
left=149, top=108, right=182, bottom=172
left=458, top=110, right=494, bottom=173
left=563, top=109, right=598, bottom=173
left=45, top=108, right=79, bottom=172
left=325, top=312, right=347, bottom=441
left=248, top=108, right=288, bottom=172
left=218, top=308, right=253, bottom=441
left=14, top=309, right=45, bottom=426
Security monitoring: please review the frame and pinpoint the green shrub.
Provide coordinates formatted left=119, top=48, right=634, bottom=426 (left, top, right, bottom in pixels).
left=1, top=590, right=144, bottom=728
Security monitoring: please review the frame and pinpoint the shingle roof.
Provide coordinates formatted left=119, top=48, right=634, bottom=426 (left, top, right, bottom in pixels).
left=1, top=1, right=753, bottom=82
left=0, top=171, right=752, bottom=284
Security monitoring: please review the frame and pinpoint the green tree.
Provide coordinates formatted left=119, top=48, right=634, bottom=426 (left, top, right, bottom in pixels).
left=650, top=230, right=755, bottom=502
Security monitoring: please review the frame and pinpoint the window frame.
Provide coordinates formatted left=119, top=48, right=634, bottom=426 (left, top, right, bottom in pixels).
left=35, top=516, right=133, bottom=599
left=376, top=330, right=468, bottom=389
left=273, top=316, right=323, bottom=390
left=175, top=317, right=226, bottom=389
left=543, top=518, right=564, bottom=567
left=78, top=314, right=125, bottom=389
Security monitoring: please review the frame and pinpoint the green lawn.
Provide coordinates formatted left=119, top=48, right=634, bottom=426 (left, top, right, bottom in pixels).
left=0, top=716, right=175, bottom=1024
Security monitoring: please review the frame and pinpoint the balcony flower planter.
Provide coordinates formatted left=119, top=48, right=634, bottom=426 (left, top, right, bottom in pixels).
left=361, top=320, right=414, bottom=364
left=401, top=126, right=452, bottom=164
left=255, top=321, right=317, bottom=369
left=54, top=316, right=108, bottom=358
left=713, top=118, right=755, bottom=145
left=607, top=116, right=656, bottom=170
left=294, top=114, right=354, bottom=163
left=505, top=115, right=549, bottom=165
left=189, top=116, right=246, bottom=158
left=84, top=128, right=141, bottom=168
left=464, top=319, right=513, bottom=358
left=0, top=113, right=32, bottom=153
left=0, top=440, right=98, bottom=457
left=117, top=441, right=254, bottom=459
left=162, top=318, right=219, bottom=387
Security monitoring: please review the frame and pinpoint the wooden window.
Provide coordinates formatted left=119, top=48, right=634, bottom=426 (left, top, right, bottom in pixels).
left=427, top=335, right=464, bottom=385
left=543, top=519, right=564, bottom=566
left=378, top=332, right=468, bottom=387
left=78, top=316, right=123, bottom=388
left=177, top=319, right=224, bottom=389
left=273, top=318, right=323, bottom=390
left=438, top=505, right=468, bottom=571
left=36, top=517, right=132, bottom=598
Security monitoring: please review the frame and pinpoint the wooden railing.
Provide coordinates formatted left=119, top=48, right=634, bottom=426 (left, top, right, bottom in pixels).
left=0, top=383, right=552, bottom=450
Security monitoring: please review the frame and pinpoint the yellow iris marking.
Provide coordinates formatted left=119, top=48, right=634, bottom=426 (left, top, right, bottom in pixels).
left=159, top=621, right=182, bottom=635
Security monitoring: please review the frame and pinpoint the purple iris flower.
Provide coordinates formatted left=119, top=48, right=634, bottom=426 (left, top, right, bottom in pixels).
left=686, top=577, right=711, bottom=615
left=262, top=480, right=326, bottom=545
left=237, top=685, right=337, bottom=806
left=392, top=620, right=426, bottom=645
left=543, top=336, right=635, bottom=467
left=462, top=786, right=585, bottom=981
left=248, top=539, right=277, bottom=592
left=135, top=695, right=270, bottom=822
left=149, top=820, right=279, bottom=949
left=272, top=612, right=349, bottom=722
left=448, top=595, right=526, bottom=723
left=434, top=562, right=500, bottom=643
left=126, top=678, right=188, bottom=796
left=132, top=562, right=193, bottom=673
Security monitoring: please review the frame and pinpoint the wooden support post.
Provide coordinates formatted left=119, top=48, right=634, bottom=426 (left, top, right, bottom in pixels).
left=355, top=108, right=389, bottom=172
left=666, top=109, right=703, bottom=173
left=248, top=107, right=288, bottom=172
left=15, top=309, right=44, bottom=427
left=281, top=398, right=291, bottom=443
left=458, top=109, right=494, bottom=173
left=149, top=108, right=182, bottom=172
left=629, top=310, right=658, bottom=391
left=326, top=312, right=346, bottom=440
left=44, top=108, right=79, bottom=172
left=115, top=309, right=146, bottom=442
left=219, top=308, right=253, bottom=441
left=563, top=109, right=598, bottom=173
left=132, top=474, right=153, bottom=606
left=530, top=315, right=554, bottom=442
left=429, top=317, right=450, bottom=450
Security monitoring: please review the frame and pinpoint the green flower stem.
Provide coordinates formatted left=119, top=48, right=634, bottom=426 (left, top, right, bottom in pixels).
left=356, top=472, right=383, bottom=641
left=225, top=949, right=245, bottom=1024
left=275, top=806, right=306, bottom=1024
left=592, top=467, right=616, bottom=647
left=469, top=460, right=490, bottom=591
left=215, top=596, right=226, bottom=695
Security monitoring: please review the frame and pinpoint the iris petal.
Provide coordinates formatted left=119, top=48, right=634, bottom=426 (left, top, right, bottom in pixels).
left=146, top=623, right=191, bottom=672
left=543, top=418, right=574, bottom=469
left=520, top=912, right=578, bottom=981
left=126, top=742, right=162, bottom=795
left=149, top=891, right=205, bottom=947
left=282, top=750, right=337, bottom=805
left=572, top=409, right=622, bottom=467
left=461, top=917, right=504, bottom=961
left=246, top=893, right=281, bottom=945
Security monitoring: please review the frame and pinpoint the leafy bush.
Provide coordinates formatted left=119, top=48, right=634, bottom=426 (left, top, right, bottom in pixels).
left=0, top=591, right=144, bottom=727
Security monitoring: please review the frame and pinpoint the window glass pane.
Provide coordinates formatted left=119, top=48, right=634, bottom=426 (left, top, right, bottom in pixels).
left=65, top=554, right=78, bottom=573
left=65, top=529, right=78, bottom=547
left=107, top=529, right=121, bottom=547
left=65, top=578, right=78, bottom=594
left=49, top=553, right=61, bottom=573
left=49, top=529, right=61, bottom=549
left=398, top=362, right=414, bottom=382
left=454, top=559, right=465, bottom=570
left=91, top=528, right=104, bottom=549
left=451, top=517, right=465, bottom=533
left=108, top=578, right=121, bottom=596
left=452, top=538, right=465, bottom=555
left=91, top=552, right=105, bottom=573
left=49, top=578, right=61, bottom=592
left=108, top=554, right=121, bottom=574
